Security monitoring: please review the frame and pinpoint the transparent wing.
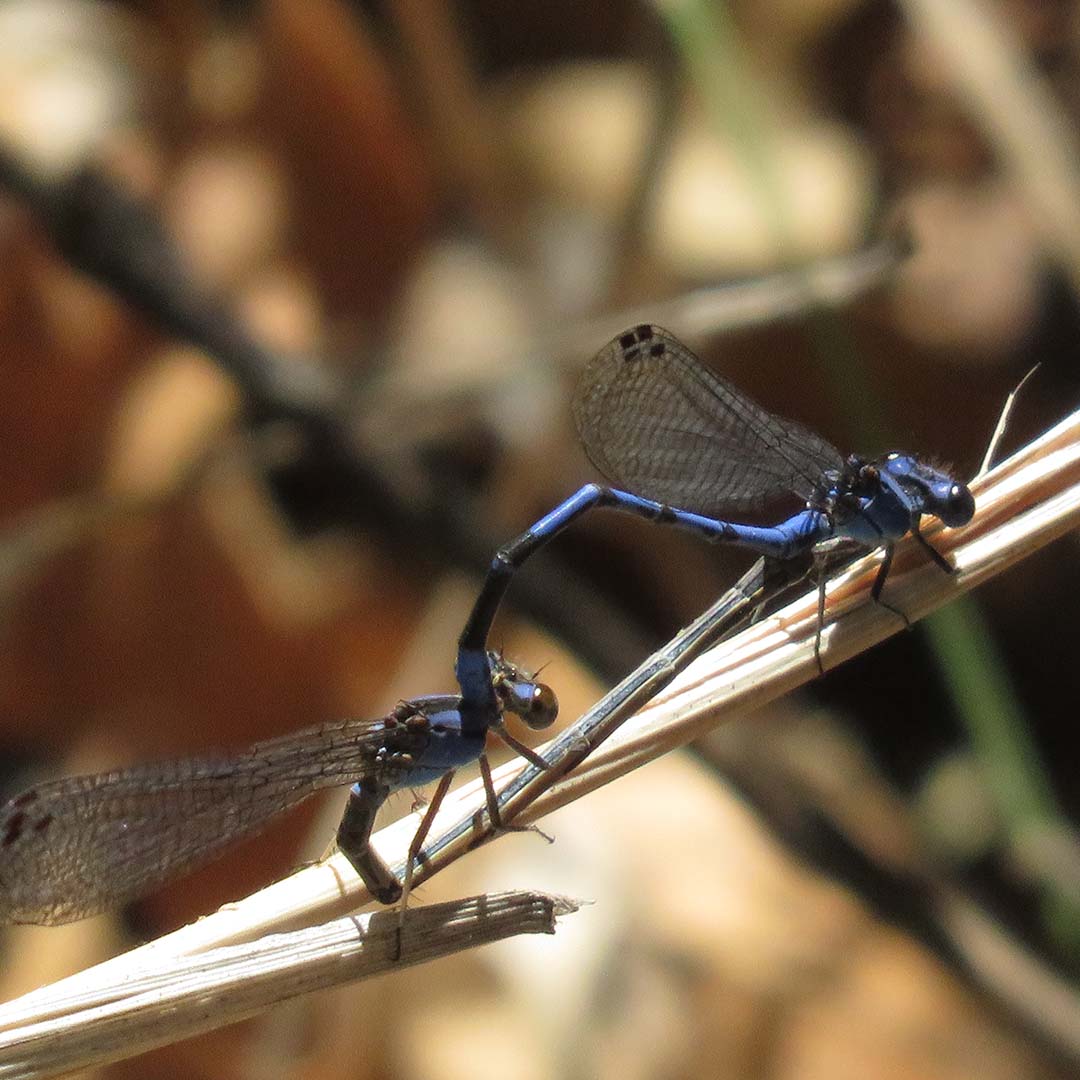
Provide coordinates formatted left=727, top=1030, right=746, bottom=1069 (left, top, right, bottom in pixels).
left=0, top=708, right=440, bottom=925
left=572, top=325, right=844, bottom=516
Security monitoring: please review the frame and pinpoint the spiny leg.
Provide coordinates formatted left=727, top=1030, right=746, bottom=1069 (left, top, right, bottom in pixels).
left=815, top=540, right=918, bottom=670
left=814, top=565, right=827, bottom=676
left=395, top=770, right=456, bottom=958
left=809, top=544, right=853, bottom=675
left=872, top=522, right=958, bottom=634
left=911, top=523, right=955, bottom=574
left=477, top=753, right=554, bottom=844
left=870, top=543, right=894, bottom=603
left=492, top=727, right=550, bottom=772
left=869, top=543, right=911, bottom=630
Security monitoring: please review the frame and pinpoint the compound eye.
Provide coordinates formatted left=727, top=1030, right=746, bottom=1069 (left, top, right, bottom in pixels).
left=941, top=483, right=975, bottom=527
left=506, top=681, right=559, bottom=729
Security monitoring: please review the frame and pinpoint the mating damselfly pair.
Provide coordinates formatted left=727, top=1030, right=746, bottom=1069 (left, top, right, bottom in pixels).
left=0, top=324, right=973, bottom=927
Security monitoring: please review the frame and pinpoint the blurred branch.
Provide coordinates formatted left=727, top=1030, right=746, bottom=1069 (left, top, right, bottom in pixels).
left=0, top=145, right=334, bottom=424
left=388, top=0, right=523, bottom=252
left=372, top=231, right=914, bottom=425
left=899, top=0, right=1080, bottom=294
left=565, top=229, right=911, bottom=350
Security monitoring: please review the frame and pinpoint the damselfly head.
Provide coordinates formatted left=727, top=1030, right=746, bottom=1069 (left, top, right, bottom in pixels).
left=880, top=455, right=975, bottom=527
left=487, top=653, right=559, bottom=730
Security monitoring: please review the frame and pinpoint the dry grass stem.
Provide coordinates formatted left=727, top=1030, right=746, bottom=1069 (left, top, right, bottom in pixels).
left=0, top=891, right=573, bottom=1078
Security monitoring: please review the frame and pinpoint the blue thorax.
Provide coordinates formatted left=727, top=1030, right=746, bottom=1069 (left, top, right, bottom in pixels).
left=816, top=453, right=974, bottom=550
left=397, top=701, right=487, bottom=788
